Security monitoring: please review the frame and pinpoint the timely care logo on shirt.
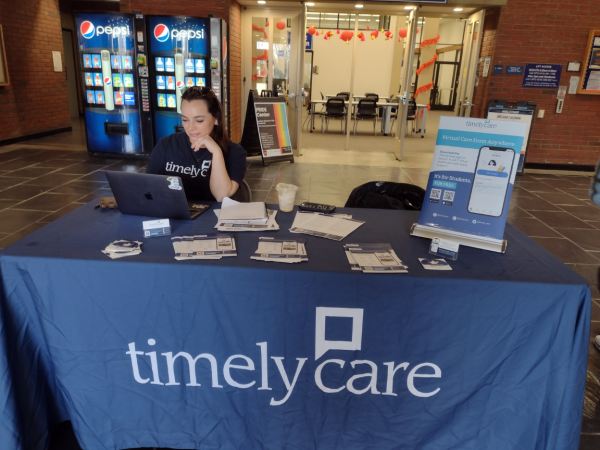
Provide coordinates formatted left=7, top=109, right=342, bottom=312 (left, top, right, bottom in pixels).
left=126, top=307, right=442, bottom=406
left=165, top=161, right=211, bottom=178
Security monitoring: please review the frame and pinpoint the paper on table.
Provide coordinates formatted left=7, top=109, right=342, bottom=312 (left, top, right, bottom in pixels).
left=290, top=212, right=364, bottom=241
left=215, top=209, right=279, bottom=231
left=218, top=197, right=267, bottom=222
left=251, top=237, right=308, bottom=263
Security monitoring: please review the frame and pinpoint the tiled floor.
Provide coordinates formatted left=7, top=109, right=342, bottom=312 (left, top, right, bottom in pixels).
left=1, top=144, right=599, bottom=449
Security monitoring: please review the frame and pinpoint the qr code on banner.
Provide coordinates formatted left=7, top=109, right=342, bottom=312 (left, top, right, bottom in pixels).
left=443, top=190, right=455, bottom=202
left=430, top=189, right=442, bottom=200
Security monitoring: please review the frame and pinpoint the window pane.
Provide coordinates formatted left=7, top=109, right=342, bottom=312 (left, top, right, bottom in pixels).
left=251, top=17, right=269, bottom=94
left=273, top=17, right=291, bottom=93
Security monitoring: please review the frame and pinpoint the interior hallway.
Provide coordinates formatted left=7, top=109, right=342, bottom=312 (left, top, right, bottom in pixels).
left=0, top=119, right=599, bottom=449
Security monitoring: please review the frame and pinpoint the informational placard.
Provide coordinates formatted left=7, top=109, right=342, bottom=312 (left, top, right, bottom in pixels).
left=255, top=102, right=293, bottom=157
left=506, top=65, right=523, bottom=75
left=577, top=30, right=600, bottom=95
left=522, top=63, right=562, bottom=88
left=411, top=116, right=527, bottom=253
left=487, top=107, right=534, bottom=175
left=305, top=32, right=313, bottom=51
left=493, top=65, right=503, bottom=75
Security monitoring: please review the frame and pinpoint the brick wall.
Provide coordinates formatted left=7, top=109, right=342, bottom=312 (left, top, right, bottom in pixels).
left=472, top=0, right=600, bottom=166
left=120, top=0, right=241, bottom=142
left=0, top=0, right=72, bottom=142
left=228, top=0, right=241, bottom=142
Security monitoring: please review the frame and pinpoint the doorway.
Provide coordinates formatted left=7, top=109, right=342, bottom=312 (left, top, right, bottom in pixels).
left=242, top=8, right=305, bottom=156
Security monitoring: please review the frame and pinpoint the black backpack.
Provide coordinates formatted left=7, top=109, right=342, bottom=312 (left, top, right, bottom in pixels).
left=345, top=181, right=426, bottom=211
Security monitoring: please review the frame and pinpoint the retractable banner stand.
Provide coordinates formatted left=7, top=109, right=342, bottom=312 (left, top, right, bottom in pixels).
left=411, top=116, right=527, bottom=253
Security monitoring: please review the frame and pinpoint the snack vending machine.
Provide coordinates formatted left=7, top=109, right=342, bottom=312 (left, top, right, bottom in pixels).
left=147, top=15, right=229, bottom=142
left=75, top=13, right=153, bottom=156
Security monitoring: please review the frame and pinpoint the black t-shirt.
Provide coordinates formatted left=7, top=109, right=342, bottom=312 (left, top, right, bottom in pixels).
left=146, top=132, right=247, bottom=201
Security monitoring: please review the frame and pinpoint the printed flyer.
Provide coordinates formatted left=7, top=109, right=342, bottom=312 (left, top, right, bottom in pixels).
left=416, top=116, right=527, bottom=245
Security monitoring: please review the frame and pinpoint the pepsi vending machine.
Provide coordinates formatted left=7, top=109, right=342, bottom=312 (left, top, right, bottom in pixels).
left=75, top=13, right=153, bottom=156
left=147, top=16, right=229, bottom=142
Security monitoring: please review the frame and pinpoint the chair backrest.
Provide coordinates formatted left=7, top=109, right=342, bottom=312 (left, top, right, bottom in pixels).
left=365, top=93, right=379, bottom=102
left=326, top=97, right=346, bottom=114
left=320, top=91, right=324, bottom=100
left=260, top=90, right=272, bottom=98
left=407, top=98, right=417, bottom=117
left=232, top=180, right=253, bottom=203
left=336, top=92, right=350, bottom=100
left=357, top=98, right=377, bottom=115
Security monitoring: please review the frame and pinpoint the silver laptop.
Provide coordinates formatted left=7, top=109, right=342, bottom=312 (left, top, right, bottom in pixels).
left=105, top=171, right=208, bottom=220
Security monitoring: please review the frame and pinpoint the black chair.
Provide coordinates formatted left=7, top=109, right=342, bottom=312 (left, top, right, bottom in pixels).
left=364, top=93, right=379, bottom=102
left=345, top=181, right=426, bottom=211
left=336, top=92, right=350, bottom=101
left=353, top=98, right=378, bottom=135
left=232, top=180, right=252, bottom=202
left=322, top=97, right=347, bottom=134
left=260, top=90, right=273, bottom=97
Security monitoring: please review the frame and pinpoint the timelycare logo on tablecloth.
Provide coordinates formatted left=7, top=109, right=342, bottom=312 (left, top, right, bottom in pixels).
left=126, top=307, right=442, bottom=405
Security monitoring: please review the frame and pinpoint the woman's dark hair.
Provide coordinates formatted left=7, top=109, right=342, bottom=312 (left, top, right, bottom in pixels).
left=181, top=86, right=230, bottom=155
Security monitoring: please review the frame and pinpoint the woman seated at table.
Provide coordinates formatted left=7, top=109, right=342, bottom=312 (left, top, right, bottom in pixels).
left=146, top=86, right=246, bottom=202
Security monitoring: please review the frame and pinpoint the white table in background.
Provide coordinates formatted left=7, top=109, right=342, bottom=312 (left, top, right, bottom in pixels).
left=310, top=99, right=397, bottom=135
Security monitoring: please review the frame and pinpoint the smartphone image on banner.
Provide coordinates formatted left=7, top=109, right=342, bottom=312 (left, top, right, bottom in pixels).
left=467, top=146, right=515, bottom=217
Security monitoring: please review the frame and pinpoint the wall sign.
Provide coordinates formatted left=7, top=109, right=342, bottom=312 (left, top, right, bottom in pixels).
left=305, top=32, right=313, bottom=51
left=522, top=63, right=563, bottom=88
left=493, top=65, right=503, bottom=75
left=506, top=65, right=523, bottom=75
left=577, top=30, right=600, bottom=95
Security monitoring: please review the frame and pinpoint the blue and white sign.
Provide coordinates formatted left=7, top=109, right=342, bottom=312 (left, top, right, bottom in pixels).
left=522, top=63, right=562, bottom=88
left=506, top=65, right=523, bottom=75
left=416, top=117, right=526, bottom=244
left=493, top=65, right=503, bottom=74
left=305, top=32, right=313, bottom=51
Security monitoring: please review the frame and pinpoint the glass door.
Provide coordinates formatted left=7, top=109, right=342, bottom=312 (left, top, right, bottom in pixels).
left=393, top=7, right=419, bottom=161
left=431, top=61, right=460, bottom=111
left=455, top=9, right=485, bottom=117
left=243, top=9, right=303, bottom=154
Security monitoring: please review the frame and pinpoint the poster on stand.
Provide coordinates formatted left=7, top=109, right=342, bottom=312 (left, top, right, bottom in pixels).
left=487, top=107, right=534, bottom=174
left=411, top=116, right=527, bottom=253
left=254, top=99, right=294, bottom=165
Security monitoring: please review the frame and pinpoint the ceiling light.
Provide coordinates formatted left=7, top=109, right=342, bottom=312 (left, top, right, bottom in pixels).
left=355, top=4, right=363, bottom=8
left=306, top=2, right=315, bottom=5
left=258, top=1, right=266, bottom=3
left=454, top=8, right=463, bottom=11
left=404, top=6, right=413, bottom=10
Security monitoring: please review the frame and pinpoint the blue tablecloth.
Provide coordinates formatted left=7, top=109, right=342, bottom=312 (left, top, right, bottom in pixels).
left=0, top=202, right=590, bottom=450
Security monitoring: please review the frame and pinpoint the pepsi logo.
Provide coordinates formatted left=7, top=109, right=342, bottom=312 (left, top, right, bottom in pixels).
left=154, top=24, right=170, bottom=42
left=176, top=81, right=184, bottom=89
left=80, top=21, right=95, bottom=39
left=104, top=77, right=112, bottom=86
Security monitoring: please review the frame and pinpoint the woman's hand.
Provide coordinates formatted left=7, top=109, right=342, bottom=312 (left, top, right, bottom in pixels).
left=191, top=135, right=221, bottom=154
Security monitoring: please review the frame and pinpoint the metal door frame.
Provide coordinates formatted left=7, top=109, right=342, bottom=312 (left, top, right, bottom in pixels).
left=393, top=7, right=419, bottom=161
left=456, top=9, right=485, bottom=117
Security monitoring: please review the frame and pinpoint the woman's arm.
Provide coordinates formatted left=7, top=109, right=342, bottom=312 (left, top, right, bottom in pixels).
left=192, top=136, right=238, bottom=201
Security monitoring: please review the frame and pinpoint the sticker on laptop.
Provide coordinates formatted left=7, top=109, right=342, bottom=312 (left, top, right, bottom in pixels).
left=167, top=177, right=182, bottom=190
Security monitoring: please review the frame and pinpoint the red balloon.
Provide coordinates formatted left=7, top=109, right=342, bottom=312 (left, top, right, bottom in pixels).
left=276, top=21, right=285, bottom=31
left=308, top=27, right=316, bottom=36
left=399, top=28, right=407, bottom=38
left=370, top=30, right=379, bottom=39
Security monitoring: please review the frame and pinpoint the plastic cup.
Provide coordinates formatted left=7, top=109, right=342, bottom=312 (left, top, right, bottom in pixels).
left=276, top=183, right=298, bottom=212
